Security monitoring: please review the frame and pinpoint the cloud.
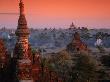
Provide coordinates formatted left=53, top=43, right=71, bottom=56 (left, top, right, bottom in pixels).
left=0, top=13, right=19, bottom=15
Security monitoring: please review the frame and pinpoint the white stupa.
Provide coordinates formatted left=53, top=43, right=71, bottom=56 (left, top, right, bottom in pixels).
left=95, top=38, right=103, bottom=46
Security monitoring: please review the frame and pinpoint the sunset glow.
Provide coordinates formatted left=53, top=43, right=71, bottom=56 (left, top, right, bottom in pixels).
left=0, top=0, right=110, bottom=28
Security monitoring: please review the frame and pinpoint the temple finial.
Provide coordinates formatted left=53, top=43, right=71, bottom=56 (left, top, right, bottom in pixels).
left=20, top=0, right=22, bottom=3
left=19, top=0, right=24, bottom=15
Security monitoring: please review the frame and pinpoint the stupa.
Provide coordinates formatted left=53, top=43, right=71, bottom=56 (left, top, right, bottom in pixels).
left=14, top=0, right=33, bottom=82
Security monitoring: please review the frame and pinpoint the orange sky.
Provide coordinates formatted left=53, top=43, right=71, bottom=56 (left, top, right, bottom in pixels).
left=0, top=0, right=110, bottom=28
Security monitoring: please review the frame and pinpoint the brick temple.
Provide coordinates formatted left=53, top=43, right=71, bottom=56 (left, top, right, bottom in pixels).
left=67, top=32, right=89, bottom=53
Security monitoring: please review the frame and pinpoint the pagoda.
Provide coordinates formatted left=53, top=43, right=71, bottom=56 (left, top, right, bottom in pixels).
left=67, top=32, right=89, bottom=53
left=69, top=22, right=76, bottom=29
left=14, top=0, right=33, bottom=82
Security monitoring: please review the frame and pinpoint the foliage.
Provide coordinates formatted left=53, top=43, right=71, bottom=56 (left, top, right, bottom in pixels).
left=100, top=55, right=110, bottom=67
left=48, top=50, right=98, bottom=82
left=72, top=51, right=98, bottom=82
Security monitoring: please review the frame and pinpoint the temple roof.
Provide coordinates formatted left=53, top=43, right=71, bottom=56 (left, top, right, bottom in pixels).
left=15, top=0, right=30, bottom=36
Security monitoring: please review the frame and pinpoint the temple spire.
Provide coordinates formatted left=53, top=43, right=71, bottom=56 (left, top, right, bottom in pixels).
left=14, top=0, right=33, bottom=81
left=19, top=0, right=24, bottom=15
left=15, top=0, right=29, bottom=36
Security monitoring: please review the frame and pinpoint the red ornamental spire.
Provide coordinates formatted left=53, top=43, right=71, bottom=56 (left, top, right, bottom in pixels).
left=14, top=0, right=30, bottom=59
left=19, top=0, right=24, bottom=15
left=15, top=0, right=29, bottom=37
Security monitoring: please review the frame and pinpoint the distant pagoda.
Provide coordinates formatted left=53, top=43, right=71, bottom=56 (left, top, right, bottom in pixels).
left=14, top=0, right=33, bottom=82
left=69, top=22, right=76, bottom=29
left=67, top=32, right=89, bottom=53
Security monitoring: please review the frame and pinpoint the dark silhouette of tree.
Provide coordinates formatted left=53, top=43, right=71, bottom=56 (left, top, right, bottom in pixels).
left=72, top=51, right=98, bottom=82
left=0, top=38, right=18, bottom=82
left=100, top=55, right=110, bottom=67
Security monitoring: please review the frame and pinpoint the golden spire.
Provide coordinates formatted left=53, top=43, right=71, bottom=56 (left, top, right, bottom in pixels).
left=19, top=0, right=24, bottom=15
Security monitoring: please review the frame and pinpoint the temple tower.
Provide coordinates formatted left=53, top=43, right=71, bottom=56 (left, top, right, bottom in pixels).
left=67, top=32, right=89, bottom=53
left=15, top=0, right=30, bottom=59
left=14, top=0, right=33, bottom=82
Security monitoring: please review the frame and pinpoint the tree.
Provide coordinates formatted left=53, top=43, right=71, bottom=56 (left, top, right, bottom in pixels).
left=44, top=50, right=98, bottom=82
left=50, top=50, right=73, bottom=82
left=72, top=51, right=98, bottom=82
left=39, top=58, right=47, bottom=81
left=100, top=55, right=110, bottom=67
